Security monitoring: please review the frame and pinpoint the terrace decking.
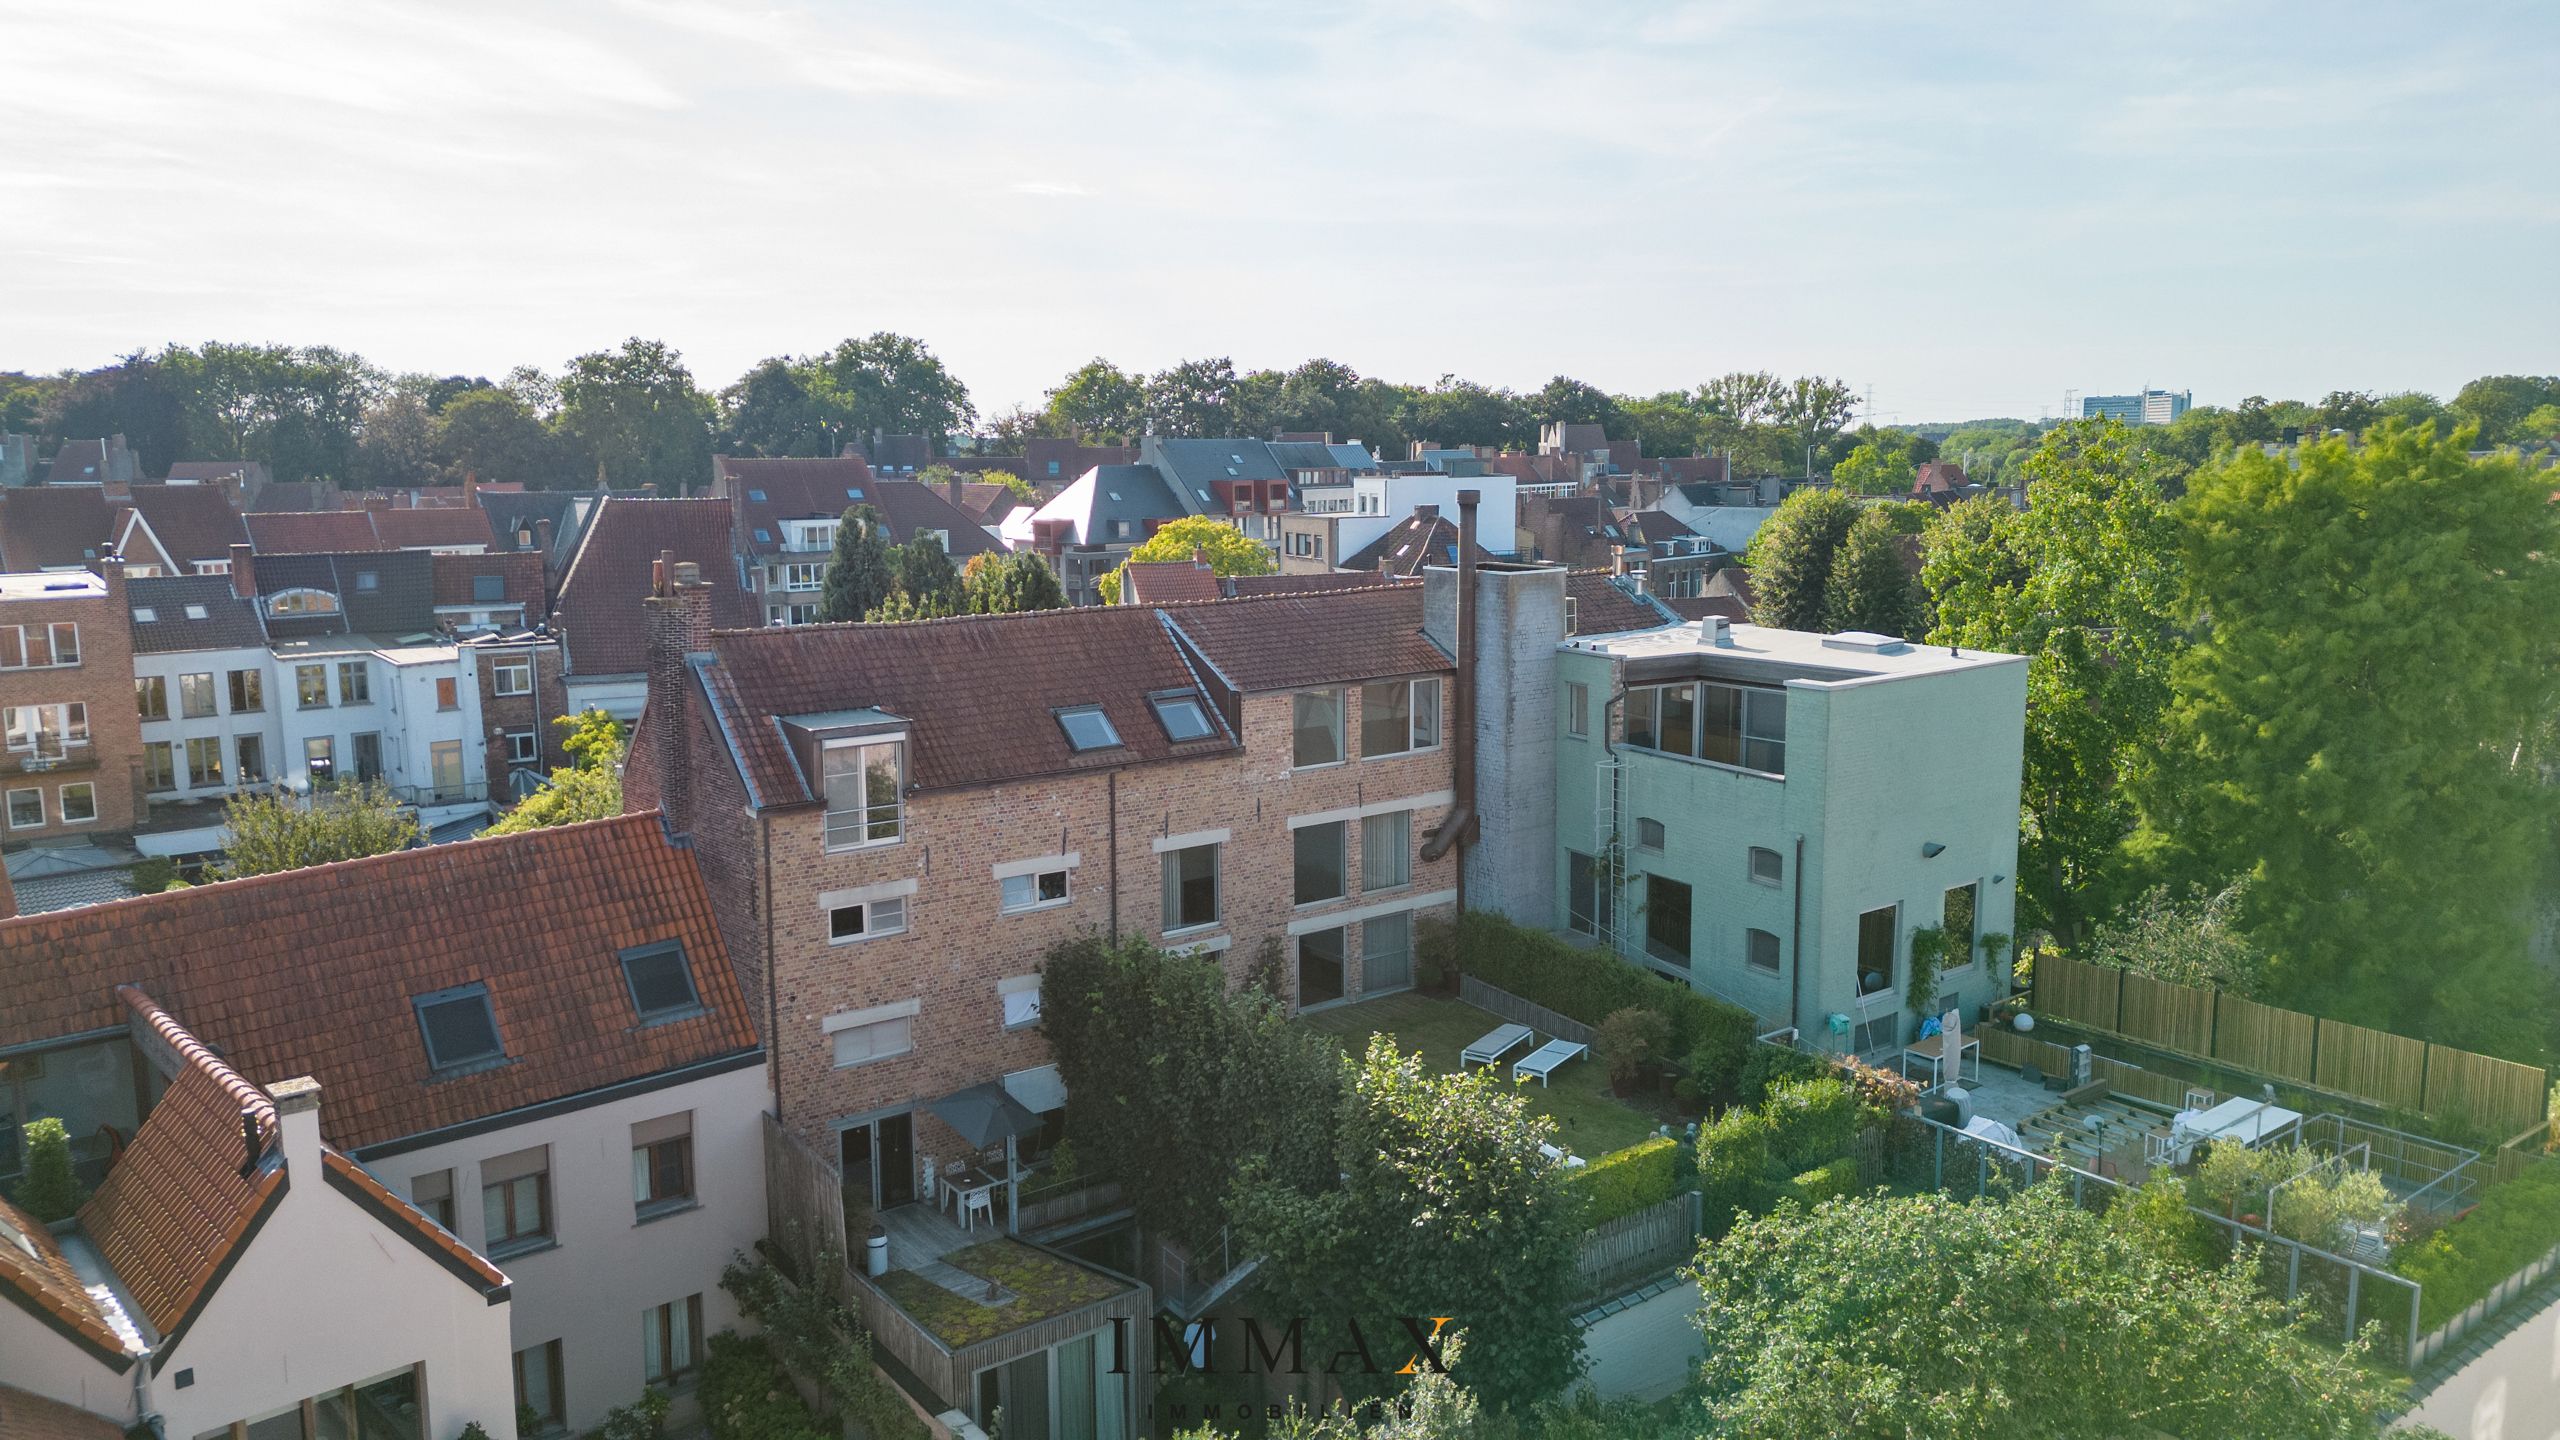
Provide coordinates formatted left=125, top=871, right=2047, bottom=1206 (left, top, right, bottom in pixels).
left=2017, top=1093, right=2175, bottom=1176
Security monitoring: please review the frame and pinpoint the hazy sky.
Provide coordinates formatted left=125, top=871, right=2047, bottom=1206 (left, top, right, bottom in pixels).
left=6, top=1, right=2555, bottom=425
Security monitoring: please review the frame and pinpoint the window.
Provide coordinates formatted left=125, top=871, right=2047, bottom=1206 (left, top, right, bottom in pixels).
left=782, top=561, right=824, bottom=591
left=268, top=587, right=339, bottom=616
left=296, top=664, right=329, bottom=708
left=1151, top=692, right=1215, bottom=742
left=1564, top=595, right=1580, bottom=634
left=642, top=1296, right=703, bottom=1385
left=829, top=1012, right=915, bottom=1068
left=429, top=740, right=463, bottom=798
left=632, top=1113, right=694, bottom=1216
left=1359, top=677, right=1441, bottom=758
left=481, top=1146, right=550, bottom=1254
left=828, top=894, right=907, bottom=942
left=136, top=676, right=168, bottom=720
left=514, top=1341, right=565, bottom=1434
left=619, top=941, right=701, bottom=1021
left=1857, top=905, right=1898, bottom=997
left=1057, top=705, right=1120, bottom=751
left=144, top=741, right=176, bottom=791
left=494, top=660, right=533, bottom=697
left=1294, top=820, right=1347, bottom=905
left=1565, top=681, right=1589, bottom=737
left=1291, top=690, right=1344, bottom=768
left=412, top=1170, right=456, bottom=1231
left=1748, top=846, right=1784, bottom=887
left=507, top=731, right=539, bottom=764
left=0, top=627, right=17, bottom=668
left=1943, top=883, right=1978, bottom=969
left=1046, top=460, right=1061, bottom=475
left=47, top=623, right=77, bottom=666
left=784, top=602, right=819, bottom=625
left=57, top=782, right=95, bottom=824
left=228, top=668, right=262, bottom=713
left=1298, top=927, right=1346, bottom=1007
left=1627, top=681, right=1787, bottom=774
left=1566, top=851, right=1613, bottom=936
left=5, top=789, right=39, bottom=829
left=185, top=736, right=225, bottom=788
left=1161, top=842, right=1220, bottom=931
left=353, top=732, right=382, bottom=781
left=415, top=982, right=505, bottom=1071
left=1636, top=817, right=1666, bottom=850
left=433, top=676, right=457, bottom=711
left=1645, top=875, right=1693, bottom=968
left=183, top=603, right=207, bottom=620
left=821, top=740, right=903, bottom=850
left=304, top=736, right=336, bottom=783
left=1001, top=978, right=1042, bottom=1030
left=1746, top=927, right=1782, bottom=974
left=1361, top=810, right=1411, bottom=891
left=236, top=734, right=265, bottom=783
left=1001, top=868, right=1069, bottom=914
left=465, top=571, right=507, bottom=606
left=179, top=672, right=217, bottom=718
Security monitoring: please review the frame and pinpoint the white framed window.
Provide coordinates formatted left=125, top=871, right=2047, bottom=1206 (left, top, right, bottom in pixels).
left=787, top=602, right=819, bottom=625
left=6, top=788, right=42, bottom=829
left=339, top=661, right=371, bottom=705
left=296, top=663, right=330, bottom=709
left=1161, top=841, right=1221, bottom=932
left=1001, top=868, right=1070, bottom=914
left=46, top=622, right=78, bottom=666
left=1748, top=845, right=1785, bottom=887
left=1291, top=690, right=1344, bottom=769
left=1359, top=677, right=1441, bottom=758
left=179, top=671, right=217, bottom=719
left=1565, top=681, right=1589, bottom=737
left=267, top=587, right=340, bottom=617
left=57, top=782, right=95, bottom=824
left=3, top=703, right=87, bottom=754
left=783, top=562, right=825, bottom=591
left=507, top=732, right=539, bottom=764
left=493, top=660, right=533, bottom=697
left=1000, top=975, right=1042, bottom=1030
left=822, top=739, right=904, bottom=850
left=826, top=1002, right=918, bottom=1068
left=829, top=893, right=907, bottom=943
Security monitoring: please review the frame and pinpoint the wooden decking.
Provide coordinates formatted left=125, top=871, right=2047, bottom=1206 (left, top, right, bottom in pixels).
left=875, top=1200, right=978, bottom=1268
left=2019, top=1093, right=2174, bottom=1175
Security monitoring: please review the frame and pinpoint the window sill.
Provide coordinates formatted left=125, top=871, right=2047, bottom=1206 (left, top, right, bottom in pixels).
left=1292, top=894, right=1348, bottom=911
left=1359, top=744, right=1440, bottom=764
left=487, top=1235, right=558, bottom=1262
left=999, top=899, right=1074, bottom=918
left=1288, top=759, right=1346, bottom=774
left=822, top=836, right=907, bottom=856
left=1161, top=922, right=1223, bottom=940
left=828, top=929, right=909, bottom=947
left=831, top=1048, right=917, bottom=1072
left=632, top=1004, right=709, bottom=1030
left=633, top=1199, right=700, bottom=1227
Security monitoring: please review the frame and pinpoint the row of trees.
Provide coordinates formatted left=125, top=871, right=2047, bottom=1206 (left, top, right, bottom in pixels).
left=1751, top=417, right=2560, bottom=1057
left=814, top=508, right=1068, bottom=622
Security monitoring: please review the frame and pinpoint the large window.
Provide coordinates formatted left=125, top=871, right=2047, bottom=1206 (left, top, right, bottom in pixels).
left=185, top=736, right=225, bottom=788
left=829, top=1012, right=915, bottom=1068
left=481, top=1146, right=551, bottom=1255
left=1363, top=911, right=1414, bottom=992
left=494, top=660, right=533, bottom=697
left=1645, top=875, right=1693, bottom=968
left=1566, top=851, right=1611, bottom=936
left=46, top=623, right=78, bottom=667
left=632, top=1113, right=694, bottom=1217
left=1625, top=681, right=1787, bottom=774
left=429, top=740, right=464, bottom=799
left=179, top=672, right=217, bottom=719
left=57, top=782, right=95, bottom=824
left=236, top=734, right=266, bottom=783
left=304, top=736, right=336, bottom=783
left=3, top=703, right=86, bottom=754
left=136, top=676, right=168, bottom=720
left=352, top=732, right=382, bottom=782
left=196, top=1368, right=422, bottom=1440
left=144, top=741, right=177, bottom=791
left=338, top=661, right=371, bottom=705
left=1361, top=810, right=1411, bottom=892
left=228, top=668, right=263, bottom=713
left=6, top=789, right=40, bottom=829
left=1161, top=842, right=1220, bottom=932
left=1298, top=927, right=1347, bottom=1008
left=822, top=740, right=904, bottom=850
left=514, top=1342, right=564, bottom=1434
left=1291, top=690, right=1344, bottom=768
left=1294, top=821, right=1346, bottom=906
left=1857, top=905, right=1898, bottom=997
left=1359, top=677, right=1441, bottom=757
left=642, top=1295, right=704, bottom=1385
left=1942, top=883, right=1978, bottom=969
left=296, top=664, right=330, bottom=709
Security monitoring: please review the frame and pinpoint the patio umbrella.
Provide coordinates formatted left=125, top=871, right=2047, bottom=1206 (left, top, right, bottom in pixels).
left=929, top=1082, right=1044, bottom=1150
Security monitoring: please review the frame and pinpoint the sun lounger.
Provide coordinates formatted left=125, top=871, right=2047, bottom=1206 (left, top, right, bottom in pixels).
left=1512, top=1038, right=1589, bottom=1087
left=1461, top=1022, right=1534, bottom=1067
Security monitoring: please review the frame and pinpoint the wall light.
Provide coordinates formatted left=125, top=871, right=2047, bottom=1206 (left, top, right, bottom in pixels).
left=1920, top=842, right=1946, bottom=859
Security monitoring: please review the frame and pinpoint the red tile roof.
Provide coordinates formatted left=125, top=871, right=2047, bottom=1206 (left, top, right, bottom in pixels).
left=431, top=550, right=548, bottom=611
left=1565, top=571, right=1670, bottom=635
left=716, top=456, right=877, bottom=557
left=1158, top=584, right=1451, bottom=693
left=0, top=487, right=114, bottom=571
left=1222, top=571, right=1394, bottom=597
left=554, top=497, right=757, bottom=675
left=122, top=485, right=249, bottom=568
left=372, top=506, right=497, bottom=550
left=0, top=815, right=760, bottom=1153
left=700, top=606, right=1238, bottom=802
left=244, top=510, right=385, bottom=553
left=0, top=1193, right=127, bottom=1367
left=1660, top=593, right=1753, bottom=624
left=0, top=1384, right=126, bottom=1440
left=1118, top=559, right=1221, bottom=603
left=1340, top=513, right=1492, bottom=577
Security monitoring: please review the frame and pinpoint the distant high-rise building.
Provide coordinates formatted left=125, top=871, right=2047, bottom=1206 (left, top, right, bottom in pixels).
left=2081, top=389, right=2192, bottom=426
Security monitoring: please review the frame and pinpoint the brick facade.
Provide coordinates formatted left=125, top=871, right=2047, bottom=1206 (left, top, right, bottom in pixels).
left=468, top=637, right=571, bottom=785
left=0, top=565, right=141, bottom=844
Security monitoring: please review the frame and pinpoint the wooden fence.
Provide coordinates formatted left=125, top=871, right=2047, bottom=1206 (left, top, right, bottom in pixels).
left=1461, top=976, right=1597, bottom=1047
left=1573, top=1190, right=1700, bottom=1303
left=2030, top=954, right=2548, bottom=1135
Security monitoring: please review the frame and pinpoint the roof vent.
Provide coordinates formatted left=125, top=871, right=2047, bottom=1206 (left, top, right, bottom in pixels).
left=1697, top=615, right=1731, bottom=645
left=1821, top=631, right=1910, bottom=655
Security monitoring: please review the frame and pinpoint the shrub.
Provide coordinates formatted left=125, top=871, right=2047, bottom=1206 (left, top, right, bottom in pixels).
left=1698, top=1108, right=1776, bottom=1236
left=719, top=1243, right=923, bottom=1440
left=2110, top=1172, right=2223, bottom=1272
left=1837, top=1053, right=1922, bottom=1116
left=1566, top=1136, right=1682, bottom=1227
left=701, top=1333, right=829, bottom=1440
left=593, top=1389, right=669, bottom=1440
left=1736, top=1044, right=1825, bottom=1109
left=1596, top=1007, right=1671, bottom=1093
left=1449, top=912, right=1754, bottom=1076
left=1763, top=1077, right=1860, bottom=1174
left=14, top=1118, right=85, bottom=1222
left=2395, top=1165, right=2560, bottom=1330
left=1788, top=1156, right=1860, bottom=1206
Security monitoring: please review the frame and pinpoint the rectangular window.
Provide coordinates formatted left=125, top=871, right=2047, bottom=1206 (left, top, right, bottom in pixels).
left=1161, top=842, right=1220, bottom=932
left=1857, top=905, right=1898, bottom=997
left=507, top=731, right=539, bottom=764
left=1294, top=820, right=1347, bottom=906
left=1749, top=845, right=1784, bottom=887
left=185, top=736, right=225, bottom=788
left=144, top=741, right=176, bottom=791
left=46, top=622, right=77, bottom=666
left=5, top=788, right=40, bottom=829
left=632, top=1113, right=694, bottom=1216
left=1291, top=690, right=1344, bottom=768
left=784, top=562, right=825, bottom=591
left=57, top=782, right=95, bottom=824
left=828, top=894, right=907, bottom=943
left=642, top=1296, right=703, bottom=1385
left=1657, top=684, right=1697, bottom=758
left=4, top=703, right=86, bottom=753
left=237, top=734, right=265, bottom=782
left=412, top=1170, right=456, bottom=1231
left=429, top=740, right=464, bottom=798
left=1645, top=875, right=1693, bottom=968
left=1630, top=681, right=1788, bottom=774
left=416, top=983, right=504, bottom=1070
left=228, top=668, right=263, bottom=713
left=0, top=627, right=19, bottom=668
left=1151, top=692, right=1216, bottom=741
left=1298, top=926, right=1347, bottom=1008
left=1056, top=705, right=1120, bottom=751
left=351, top=731, right=381, bottom=782
left=136, top=676, right=168, bottom=720
left=481, top=1146, right=551, bottom=1254
left=1625, top=687, right=1656, bottom=749
left=1566, top=851, right=1608, bottom=935
left=1565, top=681, right=1589, bottom=737
left=822, top=740, right=904, bottom=850
left=1361, top=810, right=1411, bottom=892
left=1636, top=817, right=1666, bottom=850
left=1001, top=868, right=1070, bottom=914
left=305, top=735, right=336, bottom=783
left=514, top=1341, right=565, bottom=1433
left=1002, top=984, right=1042, bottom=1030
left=179, top=672, right=217, bottom=719
left=474, top=573, right=507, bottom=603
left=1363, top=910, right=1415, bottom=992
left=620, top=941, right=701, bottom=1020
left=1943, top=883, right=1978, bottom=969
left=339, top=661, right=371, bottom=705
left=493, top=660, right=533, bottom=697
left=296, top=664, right=329, bottom=708
left=1358, top=677, right=1441, bottom=757
left=433, top=676, right=457, bottom=710
left=1746, top=927, right=1782, bottom=973
left=830, top=1015, right=914, bottom=1068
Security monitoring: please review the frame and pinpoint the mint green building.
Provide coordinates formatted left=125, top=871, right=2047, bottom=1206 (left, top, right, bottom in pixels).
left=1552, top=616, right=2028, bottom=1059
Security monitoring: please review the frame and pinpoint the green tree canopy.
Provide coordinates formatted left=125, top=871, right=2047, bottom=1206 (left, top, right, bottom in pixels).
left=1746, top=487, right=1862, bottom=630
left=433, top=386, right=570, bottom=487
left=216, top=781, right=418, bottom=880
left=1823, top=509, right=1922, bottom=636
left=891, top=531, right=962, bottom=613
left=1529, top=376, right=1622, bottom=432
left=1144, top=357, right=1243, bottom=436
left=815, top=332, right=975, bottom=446
left=960, top=550, right=1067, bottom=614
left=1097, top=515, right=1276, bottom=603
left=1044, top=358, right=1146, bottom=442
left=556, top=337, right=715, bottom=492
left=817, top=505, right=897, bottom=622
left=487, top=712, right=626, bottom=836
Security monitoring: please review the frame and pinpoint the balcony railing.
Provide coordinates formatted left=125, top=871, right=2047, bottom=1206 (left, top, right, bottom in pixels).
left=388, top=781, right=492, bottom=807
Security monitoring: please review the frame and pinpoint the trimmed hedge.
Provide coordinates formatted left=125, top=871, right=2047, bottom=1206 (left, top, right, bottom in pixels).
left=701, top=1333, right=829, bottom=1440
left=1698, top=1108, right=1777, bottom=1235
left=1763, top=1077, right=1860, bottom=1175
left=1789, top=1156, right=1861, bottom=1206
left=1737, top=1044, right=1827, bottom=1108
left=1567, top=1136, right=1682, bottom=1227
left=1446, top=912, right=1758, bottom=1095
left=2396, top=1165, right=2560, bottom=1331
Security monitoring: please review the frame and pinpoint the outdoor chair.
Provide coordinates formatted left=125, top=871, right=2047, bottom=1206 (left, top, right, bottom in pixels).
left=2020, top=1062, right=2045, bottom=1088
left=2184, top=1087, right=2216, bottom=1111
left=962, top=1186, right=995, bottom=1233
left=1461, top=1022, right=1534, bottom=1067
left=1513, top=1038, right=1589, bottom=1088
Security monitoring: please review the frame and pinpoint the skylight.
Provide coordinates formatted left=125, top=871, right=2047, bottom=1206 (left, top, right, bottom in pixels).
left=748, top=488, right=768, bottom=502
left=413, top=983, right=504, bottom=1071
left=755, top=528, right=774, bottom=543
left=184, top=604, right=208, bottom=620
left=1151, top=693, right=1215, bottom=742
left=1057, top=705, right=1122, bottom=751
left=846, top=488, right=863, bottom=500
left=132, top=607, right=157, bottom=623
left=619, top=941, right=701, bottom=1022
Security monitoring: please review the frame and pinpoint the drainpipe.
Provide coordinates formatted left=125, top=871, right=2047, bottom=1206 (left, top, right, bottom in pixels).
left=1420, top=493, right=1482, bottom=898
left=1789, top=834, right=1807, bottom=1043
left=1106, top=770, right=1120, bottom=941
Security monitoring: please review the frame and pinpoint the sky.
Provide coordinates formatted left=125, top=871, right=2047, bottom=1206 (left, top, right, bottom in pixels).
left=5, top=1, right=2556, bottom=426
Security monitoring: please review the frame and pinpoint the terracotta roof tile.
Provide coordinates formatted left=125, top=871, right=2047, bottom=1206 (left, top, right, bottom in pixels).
left=1156, top=585, right=1451, bottom=693
left=0, top=1384, right=125, bottom=1440
left=0, top=488, right=115, bottom=571
left=244, top=511, right=385, bottom=553
left=554, top=497, right=756, bottom=676
left=1118, top=560, right=1221, bottom=604
left=432, top=550, right=548, bottom=613
left=122, top=485, right=249, bottom=567
left=1565, top=570, right=1672, bottom=636
left=0, top=815, right=759, bottom=1153
left=319, top=1150, right=507, bottom=1293
left=0, top=1194, right=127, bottom=1366
left=372, top=506, right=497, bottom=550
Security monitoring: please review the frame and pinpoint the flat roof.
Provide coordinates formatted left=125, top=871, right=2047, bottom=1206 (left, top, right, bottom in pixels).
left=1562, top=618, right=2024, bottom=686
left=0, top=571, right=106, bottom=601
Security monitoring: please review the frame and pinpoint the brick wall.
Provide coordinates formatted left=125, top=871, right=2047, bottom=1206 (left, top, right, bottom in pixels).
left=471, top=639, right=570, bottom=786
left=0, top=566, right=141, bottom=844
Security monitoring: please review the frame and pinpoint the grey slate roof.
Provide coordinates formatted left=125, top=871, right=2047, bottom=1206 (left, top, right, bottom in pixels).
left=1141, top=438, right=1286, bottom=511
left=1265, top=441, right=1377, bottom=473
left=251, top=550, right=437, bottom=639
left=1070, top=465, right=1188, bottom=543
left=127, top=576, right=268, bottom=654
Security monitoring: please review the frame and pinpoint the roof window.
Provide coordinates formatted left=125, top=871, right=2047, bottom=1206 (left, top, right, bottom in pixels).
left=755, top=528, right=773, bottom=543
left=747, top=488, right=768, bottom=502
left=845, top=488, right=863, bottom=500
left=413, top=982, right=505, bottom=1072
left=1057, top=705, right=1122, bottom=752
left=184, top=603, right=208, bottom=620
left=355, top=571, right=380, bottom=592
left=132, top=606, right=157, bottom=623
left=619, top=941, right=702, bottom=1023
left=1151, top=693, right=1215, bottom=742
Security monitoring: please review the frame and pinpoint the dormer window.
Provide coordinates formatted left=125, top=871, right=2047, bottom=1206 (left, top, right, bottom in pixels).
left=355, top=571, right=380, bottom=592
left=1151, top=693, right=1215, bottom=742
left=267, top=588, right=340, bottom=617
left=1057, top=706, right=1120, bottom=752
left=619, top=941, right=702, bottom=1023
left=414, top=982, right=505, bottom=1072
left=821, top=738, right=904, bottom=851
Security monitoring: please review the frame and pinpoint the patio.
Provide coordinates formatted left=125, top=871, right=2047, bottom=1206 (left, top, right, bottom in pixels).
left=1300, top=991, right=1669, bottom=1157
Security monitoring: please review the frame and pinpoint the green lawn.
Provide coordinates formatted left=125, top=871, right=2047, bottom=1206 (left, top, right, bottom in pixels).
left=874, top=1240, right=1126, bottom=1347
left=1299, top=991, right=1666, bottom=1158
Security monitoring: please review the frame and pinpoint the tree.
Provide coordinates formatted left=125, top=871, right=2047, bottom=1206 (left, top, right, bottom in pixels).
left=1044, top=359, right=1145, bottom=442
left=2312, top=390, right=2380, bottom=439
left=162, top=342, right=384, bottom=484
left=42, top=353, right=188, bottom=474
left=817, top=506, right=897, bottom=622
left=1823, top=509, right=1921, bottom=636
left=486, top=712, right=625, bottom=836
left=973, top=468, right=1037, bottom=502
left=1529, top=376, right=1621, bottom=433
left=1233, top=1036, right=1585, bottom=1414
left=2450, top=374, right=2560, bottom=447
left=891, top=532, right=963, bottom=613
left=556, top=338, right=715, bottom=492
left=1402, top=376, right=1532, bottom=451
left=1615, top=394, right=1704, bottom=459
left=1746, top=487, right=1861, bottom=631
left=1828, top=426, right=1934, bottom=495
left=2515, top=403, right=2560, bottom=444
left=353, top=388, right=440, bottom=488
left=216, top=781, right=418, bottom=880
left=718, top=355, right=844, bottom=457
left=2372, top=391, right=2449, bottom=438
left=2082, top=881, right=2266, bottom=994
left=1690, top=1184, right=2404, bottom=1440
left=816, top=333, right=976, bottom=448
left=2142, top=423, right=2560, bottom=1055
left=14, top=1117, right=86, bottom=1222
left=1144, top=357, right=1241, bottom=436
left=861, top=589, right=958, bottom=623
left=960, top=550, right=1067, bottom=614
left=1096, top=515, right=1276, bottom=603
left=1771, top=375, right=1859, bottom=473
left=434, top=387, right=568, bottom=487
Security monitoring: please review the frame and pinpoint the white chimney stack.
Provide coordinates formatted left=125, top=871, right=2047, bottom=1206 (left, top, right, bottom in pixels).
left=270, top=1075, right=324, bottom=1173
left=1698, top=615, right=1730, bottom=645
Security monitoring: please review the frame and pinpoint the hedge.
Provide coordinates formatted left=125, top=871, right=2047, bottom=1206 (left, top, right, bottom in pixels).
left=1699, top=1108, right=1777, bottom=1235
left=1445, top=912, right=1757, bottom=1094
left=1763, top=1077, right=1860, bottom=1175
left=1737, top=1044, right=1827, bottom=1108
left=1789, top=1157, right=1861, bottom=1206
left=2396, top=1165, right=2560, bottom=1331
left=1567, top=1136, right=1682, bottom=1227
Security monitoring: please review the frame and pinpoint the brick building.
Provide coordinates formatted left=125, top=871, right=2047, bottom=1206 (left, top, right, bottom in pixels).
left=0, top=567, right=140, bottom=844
left=463, top=630, right=573, bottom=792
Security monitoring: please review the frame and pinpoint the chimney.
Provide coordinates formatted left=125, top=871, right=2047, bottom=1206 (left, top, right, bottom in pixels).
left=947, top=469, right=965, bottom=513
left=1431, top=491, right=1483, bottom=907
left=0, top=850, right=16, bottom=920
left=645, top=549, right=714, bottom=834
left=229, top=543, right=256, bottom=600
left=1413, top=504, right=1438, bottom=524
left=268, top=1076, right=322, bottom=1176
left=1192, top=547, right=1209, bottom=567
left=534, top=516, right=554, bottom=554
left=463, top=470, right=478, bottom=501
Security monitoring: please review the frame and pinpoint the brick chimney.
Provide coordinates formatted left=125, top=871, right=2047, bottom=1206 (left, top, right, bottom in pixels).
left=644, top=550, right=714, bottom=835
left=534, top=516, right=554, bottom=554
left=947, top=469, right=965, bottom=513
left=0, top=850, right=17, bottom=921
left=229, top=543, right=256, bottom=600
